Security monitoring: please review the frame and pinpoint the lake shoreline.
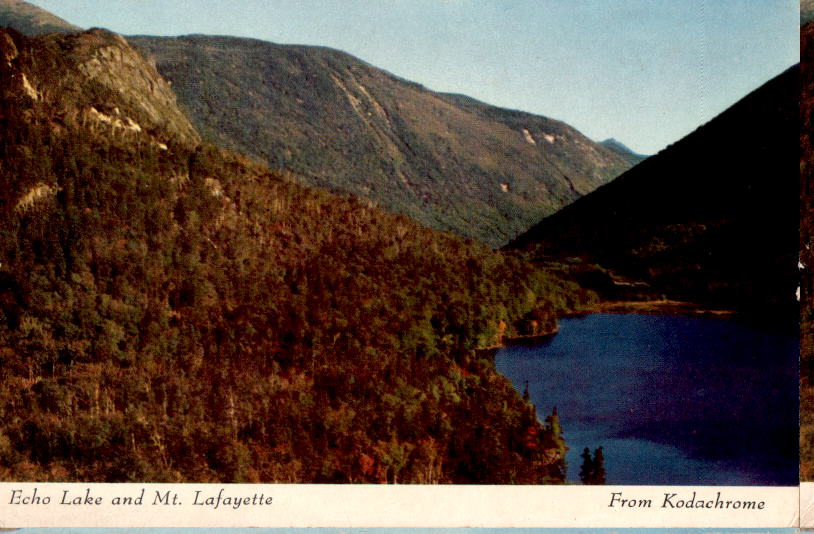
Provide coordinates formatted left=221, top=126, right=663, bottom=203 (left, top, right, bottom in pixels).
left=484, top=299, right=737, bottom=352
left=494, top=311, right=799, bottom=485
left=568, top=299, right=737, bottom=318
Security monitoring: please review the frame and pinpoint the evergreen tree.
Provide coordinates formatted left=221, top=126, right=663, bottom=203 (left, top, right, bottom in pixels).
left=544, top=406, right=562, bottom=438
left=592, top=446, right=606, bottom=484
left=579, top=446, right=607, bottom=484
left=579, top=447, right=594, bottom=484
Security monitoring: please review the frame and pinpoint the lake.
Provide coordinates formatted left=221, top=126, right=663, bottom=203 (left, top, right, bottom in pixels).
left=494, top=313, right=799, bottom=485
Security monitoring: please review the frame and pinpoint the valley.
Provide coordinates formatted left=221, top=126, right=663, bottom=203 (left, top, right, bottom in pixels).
left=0, top=0, right=802, bottom=486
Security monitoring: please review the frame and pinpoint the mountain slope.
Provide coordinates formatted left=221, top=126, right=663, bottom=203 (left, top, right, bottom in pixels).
left=0, top=0, right=80, bottom=35
left=0, top=28, right=575, bottom=483
left=128, top=35, right=635, bottom=247
left=599, top=138, right=647, bottom=166
left=507, top=65, right=799, bottom=320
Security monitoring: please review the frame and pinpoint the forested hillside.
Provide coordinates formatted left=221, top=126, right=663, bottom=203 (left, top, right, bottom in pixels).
left=508, top=65, right=799, bottom=324
left=0, top=28, right=581, bottom=483
left=128, top=34, right=635, bottom=247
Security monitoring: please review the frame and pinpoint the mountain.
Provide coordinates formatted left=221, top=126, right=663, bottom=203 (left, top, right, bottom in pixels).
left=0, top=0, right=80, bottom=35
left=0, top=2, right=637, bottom=248
left=599, top=138, right=648, bottom=166
left=0, top=27, right=575, bottom=483
left=507, top=65, right=799, bottom=322
left=0, top=27, right=199, bottom=144
left=128, top=35, right=636, bottom=247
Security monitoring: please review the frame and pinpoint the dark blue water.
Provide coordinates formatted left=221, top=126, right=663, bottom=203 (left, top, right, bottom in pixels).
left=494, top=313, right=799, bottom=485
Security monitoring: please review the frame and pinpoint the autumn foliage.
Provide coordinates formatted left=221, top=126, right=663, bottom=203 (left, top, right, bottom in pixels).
left=0, top=29, right=583, bottom=483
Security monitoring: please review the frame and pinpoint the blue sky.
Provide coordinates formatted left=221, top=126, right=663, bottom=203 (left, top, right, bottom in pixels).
left=29, top=0, right=799, bottom=154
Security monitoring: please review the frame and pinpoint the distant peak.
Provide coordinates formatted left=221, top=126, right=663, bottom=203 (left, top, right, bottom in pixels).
left=600, top=138, right=648, bottom=162
left=601, top=138, right=633, bottom=152
left=0, top=0, right=82, bottom=36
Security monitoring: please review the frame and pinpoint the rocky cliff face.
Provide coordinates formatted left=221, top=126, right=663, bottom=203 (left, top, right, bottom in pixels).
left=1, top=28, right=199, bottom=147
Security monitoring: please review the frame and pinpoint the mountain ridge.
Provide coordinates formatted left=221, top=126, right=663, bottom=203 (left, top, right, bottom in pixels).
left=128, top=33, right=636, bottom=247
left=507, top=64, right=799, bottom=320
left=599, top=138, right=647, bottom=166
left=0, top=0, right=639, bottom=247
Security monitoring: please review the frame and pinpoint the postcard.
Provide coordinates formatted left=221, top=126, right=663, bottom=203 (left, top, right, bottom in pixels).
left=0, top=0, right=803, bottom=528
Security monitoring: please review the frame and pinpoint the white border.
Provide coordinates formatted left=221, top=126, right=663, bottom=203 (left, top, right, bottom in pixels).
left=0, top=483, right=799, bottom=528
left=800, top=482, right=814, bottom=527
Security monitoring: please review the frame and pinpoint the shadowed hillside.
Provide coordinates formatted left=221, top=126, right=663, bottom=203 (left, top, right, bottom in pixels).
left=128, top=35, right=636, bottom=247
left=507, top=65, right=799, bottom=323
left=802, top=22, right=814, bottom=370
left=799, top=19, right=814, bottom=482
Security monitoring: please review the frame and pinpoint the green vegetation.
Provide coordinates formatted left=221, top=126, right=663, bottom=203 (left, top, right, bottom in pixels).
left=0, top=29, right=593, bottom=483
left=128, top=35, right=635, bottom=247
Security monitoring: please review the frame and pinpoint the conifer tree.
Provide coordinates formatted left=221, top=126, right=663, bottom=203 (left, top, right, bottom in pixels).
left=579, top=447, right=593, bottom=484
left=544, top=406, right=562, bottom=438
left=592, top=447, right=606, bottom=484
left=579, top=446, right=607, bottom=484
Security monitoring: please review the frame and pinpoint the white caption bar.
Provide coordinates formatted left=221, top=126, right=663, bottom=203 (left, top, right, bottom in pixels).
left=0, top=482, right=799, bottom=528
